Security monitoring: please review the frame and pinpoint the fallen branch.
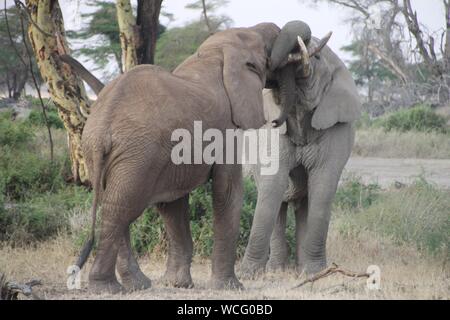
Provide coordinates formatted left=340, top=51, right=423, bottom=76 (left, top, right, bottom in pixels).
left=0, top=274, right=43, bottom=300
left=291, top=263, right=370, bottom=289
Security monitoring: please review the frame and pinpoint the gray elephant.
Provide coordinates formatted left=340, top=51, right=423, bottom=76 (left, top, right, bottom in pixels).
left=63, top=23, right=280, bottom=293
left=240, top=21, right=361, bottom=277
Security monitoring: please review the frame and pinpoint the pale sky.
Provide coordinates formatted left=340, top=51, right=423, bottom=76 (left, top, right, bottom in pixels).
left=60, top=0, right=445, bottom=63
left=5, top=0, right=445, bottom=80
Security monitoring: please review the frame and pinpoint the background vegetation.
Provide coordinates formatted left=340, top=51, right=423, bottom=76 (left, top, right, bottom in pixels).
left=0, top=104, right=448, bottom=264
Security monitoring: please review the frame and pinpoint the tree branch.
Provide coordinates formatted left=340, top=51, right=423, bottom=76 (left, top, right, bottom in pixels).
left=368, top=44, right=409, bottom=84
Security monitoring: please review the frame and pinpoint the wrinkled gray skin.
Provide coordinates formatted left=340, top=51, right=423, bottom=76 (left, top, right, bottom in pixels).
left=270, top=21, right=311, bottom=147
left=66, top=23, right=280, bottom=293
left=240, top=21, right=361, bottom=278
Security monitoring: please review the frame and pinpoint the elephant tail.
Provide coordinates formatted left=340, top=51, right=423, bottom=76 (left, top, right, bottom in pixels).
left=75, top=142, right=109, bottom=270
left=60, top=54, right=105, bottom=95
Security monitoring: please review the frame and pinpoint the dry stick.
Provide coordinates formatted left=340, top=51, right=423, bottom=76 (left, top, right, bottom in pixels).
left=5, top=0, right=54, bottom=162
left=291, top=263, right=370, bottom=290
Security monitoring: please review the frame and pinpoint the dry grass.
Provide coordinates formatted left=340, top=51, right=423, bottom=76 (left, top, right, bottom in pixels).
left=353, top=128, right=450, bottom=159
left=1, top=226, right=448, bottom=300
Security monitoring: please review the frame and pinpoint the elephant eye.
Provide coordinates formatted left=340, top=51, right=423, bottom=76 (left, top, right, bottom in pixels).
left=246, top=62, right=257, bottom=71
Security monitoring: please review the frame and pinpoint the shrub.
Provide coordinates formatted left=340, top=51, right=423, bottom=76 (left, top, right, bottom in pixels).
left=334, top=178, right=381, bottom=211
left=0, top=186, right=90, bottom=245
left=335, top=178, right=450, bottom=257
left=0, top=114, right=70, bottom=200
left=0, top=111, right=34, bottom=146
left=380, top=105, right=448, bottom=133
left=0, top=145, right=68, bottom=200
left=26, top=108, right=64, bottom=129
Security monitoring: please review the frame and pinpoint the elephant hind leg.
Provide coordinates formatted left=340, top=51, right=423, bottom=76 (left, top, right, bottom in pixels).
left=88, top=171, right=149, bottom=294
left=117, top=227, right=152, bottom=292
left=209, top=165, right=244, bottom=290
left=88, top=201, right=127, bottom=294
left=267, top=202, right=290, bottom=272
left=158, top=195, right=194, bottom=289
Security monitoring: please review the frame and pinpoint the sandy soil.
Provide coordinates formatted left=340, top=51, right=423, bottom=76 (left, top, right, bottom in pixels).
left=1, top=157, right=449, bottom=300
left=1, top=229, right=448, bottom=300
left=344, top=157, right=450, bottom=188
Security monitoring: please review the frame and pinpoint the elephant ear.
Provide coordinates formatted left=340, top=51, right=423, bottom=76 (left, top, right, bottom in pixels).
left=222, top=44, right=266, bottom=130
left=311, top=66, right=362, bottom=130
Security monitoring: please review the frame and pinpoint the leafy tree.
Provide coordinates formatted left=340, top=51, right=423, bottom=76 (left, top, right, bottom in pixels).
left=341, top=39, right=395, bottom=102
left=67, top=1, right=123, bottom=76
left=185, top=0, right=232, bottom=33
left=155, top=0, right=233, bottom=71
left=67, top=0, right=166, bottom=77
left=0, top=6, right=38, bottom=99
left=155, top=21, right=212, bottom=71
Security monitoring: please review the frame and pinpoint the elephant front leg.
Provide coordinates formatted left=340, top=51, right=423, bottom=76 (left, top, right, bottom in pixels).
left=267, top=202, right=290, bottom=272
left=158, top=195, right=194, bottom=289
left=116, top=227, right=152, bottom=292
left=240, top=172, right=289, bottom=279
left=209, top=165, right=244, bottom=290
left=299, top=170, right=339, bottom=275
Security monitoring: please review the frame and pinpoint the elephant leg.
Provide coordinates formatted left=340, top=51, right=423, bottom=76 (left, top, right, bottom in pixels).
left=299, top=169, right=340, bottom=275
left=240, top=169, right=289, bottom=279
left=267, top=202, right=289, bottom=272
left=116, top=226, right=152, bottom=292
left=88, top=201, right=127, bottom=294
left=293, top=197, right=308, bottom=270
left=158, top=195, right=194, bottom=289
left=209, top=164, right=244, bottom=290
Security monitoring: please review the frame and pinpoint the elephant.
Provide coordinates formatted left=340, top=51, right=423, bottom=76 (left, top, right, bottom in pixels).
left=269, top=20, right=312, bottom=139
left=240, top=20, right=361, bottom=278
left=64, top=23, right=281, bottom=293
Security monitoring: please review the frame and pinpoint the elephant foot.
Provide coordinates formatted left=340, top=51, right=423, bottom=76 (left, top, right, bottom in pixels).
left=238, top=259, right=266, bottom=280
left=120, top=271, right=152, bottom=292
left=160, top=269, right=194, bottom=289
left=88, top=277, right=125, bottom=294
left=209, top=276, right=244, bottom=291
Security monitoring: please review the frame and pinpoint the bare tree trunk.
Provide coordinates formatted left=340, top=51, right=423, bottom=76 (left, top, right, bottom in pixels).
left=444, top=0, right=450, bottom=71
left=402, top=0, right=442, bottom=77
left=136, top=0, right=162, bottom=65
left=116, top=0, right=138, bottom=71
left=201, top=0, right=213, bottom=34
left=13, top=66, right=28, bottom=100
left=26, top=0, right=91, bottom=183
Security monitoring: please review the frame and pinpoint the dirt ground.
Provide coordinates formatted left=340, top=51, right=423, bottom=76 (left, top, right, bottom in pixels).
left=344, top=157, right=450, bottom=188
left=1, top=157, right=449, bottom=300
left=1, top=228, right=448, bottom=300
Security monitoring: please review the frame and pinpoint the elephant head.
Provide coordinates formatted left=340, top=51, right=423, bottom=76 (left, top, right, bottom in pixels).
left=267, top=20, right=361, bottom=143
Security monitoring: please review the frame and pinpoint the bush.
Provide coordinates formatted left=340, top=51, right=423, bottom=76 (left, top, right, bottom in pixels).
left=335, top=178, right=450, bottom=257
left=0, top=113, right=70, bottom=200
left=26, top=108, right=64, bottom=129
left=0, top=145, right=68, bottom=200
left=380, top=105, right=448, bottom=133
left=0, top=186, right=90, bottom=245
left=334, top=178, right=381, bottom=211
left=0, top=111, right=34, bottom=146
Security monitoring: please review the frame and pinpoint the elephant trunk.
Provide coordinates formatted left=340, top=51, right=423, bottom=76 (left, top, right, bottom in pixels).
left=269, top=21, right=312, bottom=74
